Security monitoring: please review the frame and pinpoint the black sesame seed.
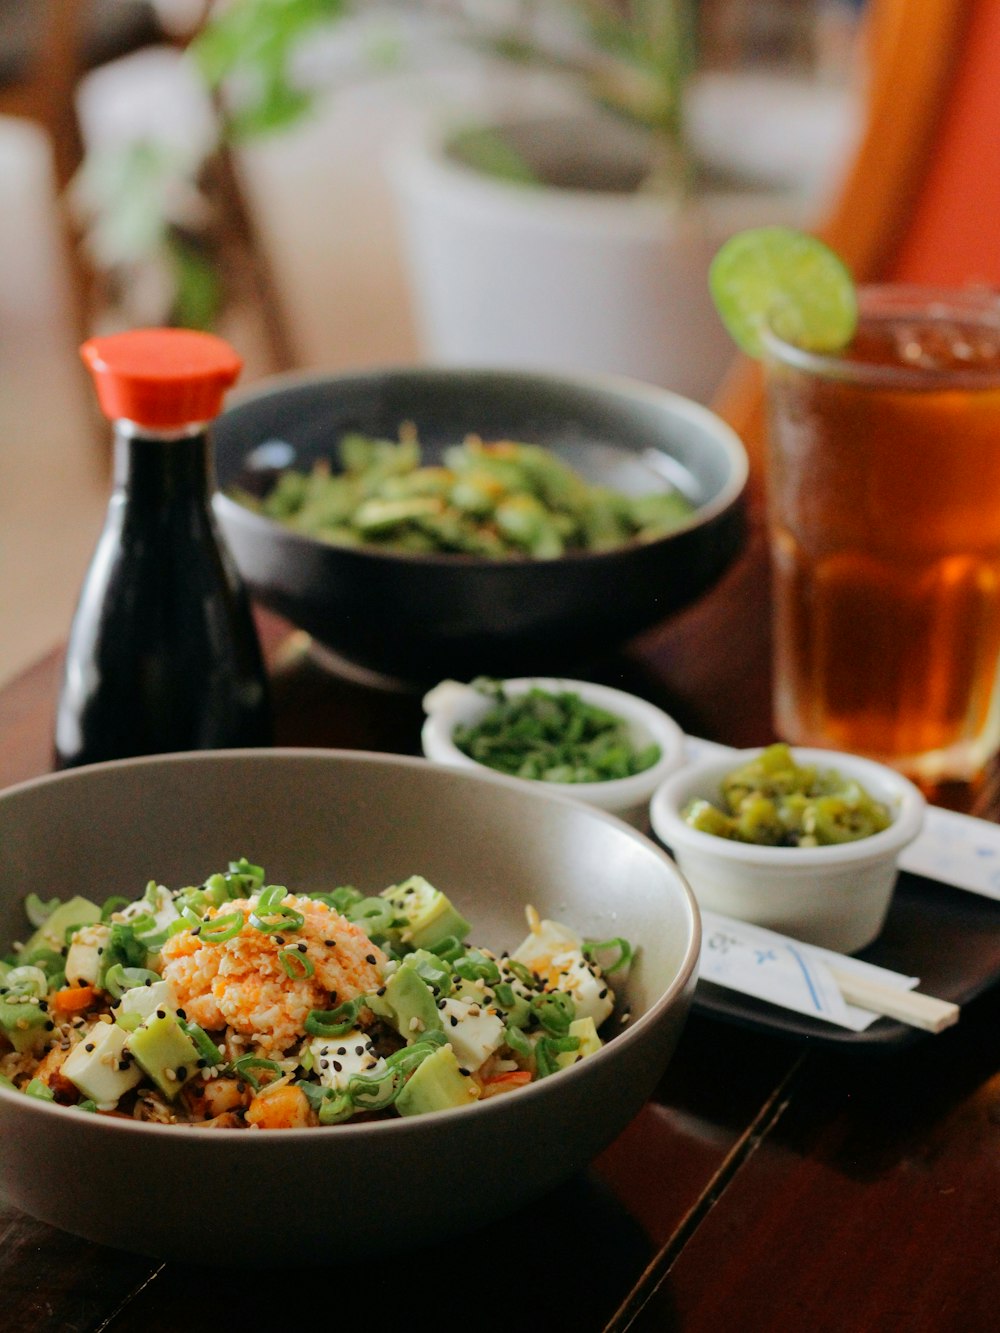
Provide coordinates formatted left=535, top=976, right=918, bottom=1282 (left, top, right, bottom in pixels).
left=84, top=1043, right=95, bottom=1052
left=176, top=1067, right=187, bottom=1080
left=365, top=954, right=376, bottom=965
left=156, top=1009, right=166, bottom=1019
left=324, top=939, right=336, bottom=948
left=44, top=1021, right=55, bottom=1031
left=332, top=1060, right=343, bottom=1073
left=449, top=1015, right=458, bottom=1026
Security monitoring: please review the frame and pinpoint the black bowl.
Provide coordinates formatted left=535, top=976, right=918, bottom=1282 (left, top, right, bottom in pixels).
left=212, top=367, right=748, bottom=683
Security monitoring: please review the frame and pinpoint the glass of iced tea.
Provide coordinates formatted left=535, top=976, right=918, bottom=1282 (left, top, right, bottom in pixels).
left=761, top=286, right=1000, bottom=794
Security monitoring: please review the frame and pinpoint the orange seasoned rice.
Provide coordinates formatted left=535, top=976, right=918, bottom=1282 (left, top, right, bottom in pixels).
left=159, top=896, right=386, bottom=1053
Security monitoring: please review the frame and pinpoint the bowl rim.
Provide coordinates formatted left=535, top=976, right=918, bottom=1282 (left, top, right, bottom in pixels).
left=421, top=676, right=686, bottom=804
left=650, top=744, right=926, bottom=867
left=213, top=363, right=749, bottom=566
left=0, top=746, right=701, bottom=1139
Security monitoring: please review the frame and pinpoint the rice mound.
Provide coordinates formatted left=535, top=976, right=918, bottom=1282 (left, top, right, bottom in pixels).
left=159, top=895, right=386, bottom=1053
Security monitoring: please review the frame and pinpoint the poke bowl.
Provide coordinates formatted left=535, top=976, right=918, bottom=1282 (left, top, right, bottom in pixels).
left=421, top=675, right=686, bottom=828
left=211, top=366, right=748, bottom=684
left=0, top=748, right=700, bottom=1264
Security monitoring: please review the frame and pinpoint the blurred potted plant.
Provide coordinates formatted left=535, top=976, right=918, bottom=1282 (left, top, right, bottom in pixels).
left=71, top=0, right=811, bottom=399
left=389, top=0, right=743, bottom=399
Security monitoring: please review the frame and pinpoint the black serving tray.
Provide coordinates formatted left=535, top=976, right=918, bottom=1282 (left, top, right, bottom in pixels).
left=691, top=869, right=1000, bottom=1048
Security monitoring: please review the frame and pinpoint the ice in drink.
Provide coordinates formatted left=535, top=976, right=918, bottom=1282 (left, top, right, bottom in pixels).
left=763, top=287, right=1000, bottom=787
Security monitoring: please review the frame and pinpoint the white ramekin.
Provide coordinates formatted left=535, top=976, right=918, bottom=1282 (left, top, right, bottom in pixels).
left=649, top=746, right=926, bottom=952
left=422, top=677, right=686, bottom=829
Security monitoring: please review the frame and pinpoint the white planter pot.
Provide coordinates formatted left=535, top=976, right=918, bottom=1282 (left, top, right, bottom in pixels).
left=389, top=112, right=811, bottom=404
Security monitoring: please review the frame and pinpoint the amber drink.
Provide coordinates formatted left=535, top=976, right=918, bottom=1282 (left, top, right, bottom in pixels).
left=762, top=287, right=1000, bottom=789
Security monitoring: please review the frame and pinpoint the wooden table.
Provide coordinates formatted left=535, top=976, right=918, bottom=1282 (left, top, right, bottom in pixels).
left=2, top=530, right=999, bottom=1333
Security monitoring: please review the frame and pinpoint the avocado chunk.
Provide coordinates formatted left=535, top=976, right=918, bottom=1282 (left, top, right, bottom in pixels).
left=62, top=1020, right=144, bottom=1105
left=395, top=1043, right=479, bottom=1117
left=556, top=1016, right=602, bottom=1070
left=384, top=966, right=443, bottom=1042
left=0, top=996, right=50, bottom=1054
left=20, top=896, right=101, bottom=956
left=380, top=876, right=471, bottom=950
left=126, top=1011, right=200, bottom=1099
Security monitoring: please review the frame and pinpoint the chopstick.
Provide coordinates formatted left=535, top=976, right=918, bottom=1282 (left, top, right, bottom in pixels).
left=828, top=968, right=960, bottom=1033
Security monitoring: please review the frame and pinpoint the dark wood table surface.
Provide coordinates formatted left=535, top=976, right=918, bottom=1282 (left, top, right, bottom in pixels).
left=3, top=527, right=1000, bottom=1333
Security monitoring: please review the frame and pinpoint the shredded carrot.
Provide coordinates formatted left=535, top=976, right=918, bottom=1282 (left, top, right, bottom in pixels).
left=51, top=985, right=98, bottom=1015
left=480, top=1070, right=532, bottom=1099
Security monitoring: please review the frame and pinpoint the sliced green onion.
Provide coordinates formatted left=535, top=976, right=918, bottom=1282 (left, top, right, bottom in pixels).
left=199, top=910, right=244, bottom=944
left=531, top=989, right=576, bottom=1036
left=104, top=964, right=162, bottom=1001
left=308, top=885, right=363, bottom=914
left=384, top=1036, right=444, bottom=1078
left=256, top=884, right=289, bottom=913
left=504, top=1024, right=534, bottom=1059
left=249, top=906, right=304, bottom=935
left=317, top=1090, right=356, bottom=1125
left=305, top=998, right=364, bottom=1038
left=226, top=1055, right=284, bottom=1091
left=3, top=966, right=48, bottom=999
left=493, top=982, right=531, bottom=1027
left=345, top=897, right=396, bottom=938
left=454, top=949, right=500, bottom=985
left=583, top=936, right=634, bottom=974
left=24, top=893, right=61, bottom=928
left=347, top=1066, right=403, bottom=1112
left=227, top=858, right=265, bottom=893
left=278, top=947, right=315, bottom=980
left=180, top=1019, right=224, bottom=1067
left=428, top=934, right=466, bottom=963
left=505, top=959, right=538, bottom=989
left=535, top=1034, right=580, bottom=1078
left=402, top=953, right=451, bottom=995
left=75, top=1099, right=98, bottom=1113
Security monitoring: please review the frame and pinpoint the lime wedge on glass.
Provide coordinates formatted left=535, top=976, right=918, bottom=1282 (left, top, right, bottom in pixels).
left=709, top=226, right=858, bottom=359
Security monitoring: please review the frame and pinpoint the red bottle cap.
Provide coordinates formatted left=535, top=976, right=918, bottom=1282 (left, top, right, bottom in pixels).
left=80, top=328, right=244, bottom=429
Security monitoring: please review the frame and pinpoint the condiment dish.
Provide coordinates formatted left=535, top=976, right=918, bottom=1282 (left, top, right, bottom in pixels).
left=0, top=748, right=699, bottom=1264
left=422, top=677, right=686, bottom=828
left=649, top=747, right=926, bottom=952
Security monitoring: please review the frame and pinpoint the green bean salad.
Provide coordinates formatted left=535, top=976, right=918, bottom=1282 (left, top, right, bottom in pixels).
left=233, top=430, right=694, bottom=558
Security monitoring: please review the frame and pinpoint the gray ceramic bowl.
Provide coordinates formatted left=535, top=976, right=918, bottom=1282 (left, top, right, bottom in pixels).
left=0, top=749, right=699, bottom=1264
left=212, top=367, right=748, bottom=683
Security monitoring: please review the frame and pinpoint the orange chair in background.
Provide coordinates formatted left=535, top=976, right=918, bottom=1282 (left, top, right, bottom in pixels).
left=712, top=0, right=993, bottom=500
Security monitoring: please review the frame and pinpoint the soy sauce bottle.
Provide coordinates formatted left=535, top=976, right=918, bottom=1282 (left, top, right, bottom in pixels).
left=54, top=328, right=271, bottom=768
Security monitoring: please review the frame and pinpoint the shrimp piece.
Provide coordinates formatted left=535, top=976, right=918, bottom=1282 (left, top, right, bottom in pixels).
left=245, top=1082, right=316, bottom=1130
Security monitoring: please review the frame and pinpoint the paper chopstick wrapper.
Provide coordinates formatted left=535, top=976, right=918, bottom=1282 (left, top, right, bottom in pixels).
left=699, top=911, right=958, bottom=1032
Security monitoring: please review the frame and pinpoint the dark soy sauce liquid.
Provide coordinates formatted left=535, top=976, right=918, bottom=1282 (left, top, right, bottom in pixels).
left=54, top=425, right=271, bottom=768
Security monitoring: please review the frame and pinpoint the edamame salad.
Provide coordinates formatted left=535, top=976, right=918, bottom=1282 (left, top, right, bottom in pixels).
left=0, top=861, right=632, bottom=1128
